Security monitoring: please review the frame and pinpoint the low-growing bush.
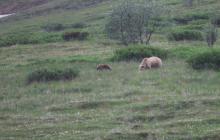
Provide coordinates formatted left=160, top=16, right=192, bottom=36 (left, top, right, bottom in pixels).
left=167, top=29, right=203, bottom=41
left=62, top=32, right=89, bottom=41
left=0, top=32, right=40, bottom=47
left=169, top=47, right=208, bottom=59
left=27, top=68, right=79, bottom=84
left=71, top=22, right=87, bottom=28
left=179, top=24, right=204, bottom=30
left=173, top=12, right=210, bottom=24
left=111, top=46, right=168, bottom=61
left=42, top=23, right=65, bottom=32
left=0, top=31, right=62, bottom=47
left=188, top=49, right=220, bottom=70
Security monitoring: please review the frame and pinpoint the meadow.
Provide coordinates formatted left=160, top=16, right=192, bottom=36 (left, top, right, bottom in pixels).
left=1, top=0, right=220, bottom=140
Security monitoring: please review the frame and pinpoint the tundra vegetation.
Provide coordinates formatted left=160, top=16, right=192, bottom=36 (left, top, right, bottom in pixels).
left=1, top=0, right=220, bottom=140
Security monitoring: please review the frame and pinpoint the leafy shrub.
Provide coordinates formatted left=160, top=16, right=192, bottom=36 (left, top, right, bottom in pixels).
left=167, top=29, right=203, bottom=41
left=27, top=68, right=79, bottom=84
left=187, top=49, right=220, bottom=70
left=42, top=23, right=65, bottom=32
left=111, top=46, right=167, bottom=61
left=62, top=32, right=89, bottom=41
left=71, top=22, right=87, bottom=28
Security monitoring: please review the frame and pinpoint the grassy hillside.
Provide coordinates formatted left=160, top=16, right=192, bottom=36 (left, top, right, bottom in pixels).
left=1, top=0, right=220, bottom=140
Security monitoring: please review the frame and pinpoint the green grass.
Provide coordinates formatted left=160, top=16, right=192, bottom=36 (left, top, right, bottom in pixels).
left=1, top=0, right=220, bottom=139
left=1, top=41, right=220, bottom=140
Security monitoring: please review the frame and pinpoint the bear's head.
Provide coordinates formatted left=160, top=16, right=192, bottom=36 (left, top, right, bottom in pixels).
left=139, top=65, right=146, bottom=71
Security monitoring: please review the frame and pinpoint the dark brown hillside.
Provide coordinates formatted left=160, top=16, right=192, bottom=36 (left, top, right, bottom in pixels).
left=0, top=0, right=110, bottom=15
left=0, top=0, right=50, bottom=14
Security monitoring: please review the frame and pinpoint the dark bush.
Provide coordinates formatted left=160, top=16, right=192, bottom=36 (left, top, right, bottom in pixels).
left=62, top=32, right=89, bottom=41
left=111, top=46, right=168, bottom=61
left=42, top=23, right=65, bottom=32
left=27, top=68, right=79, bottom=84
left=167, top=29, right=203, bottom=41
left=173, top=12, right=210, bottom=24
left=71, top=22, right=87, bottom=28
left=187, top=49, right=220, bottom=70
left=211, top=14, right=220, bottom=27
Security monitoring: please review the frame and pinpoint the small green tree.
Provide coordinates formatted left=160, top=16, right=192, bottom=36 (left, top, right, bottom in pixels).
left=205, top=24, right=218, bottom=47
left=105, top=0, right=166, bottom=45
left=105, top=1, right=140, bottom=45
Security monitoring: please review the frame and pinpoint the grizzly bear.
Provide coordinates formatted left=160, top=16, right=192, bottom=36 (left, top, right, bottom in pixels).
left=96, top=64, right=112, bottom=71
left=139, top=56, right=162, bottom=71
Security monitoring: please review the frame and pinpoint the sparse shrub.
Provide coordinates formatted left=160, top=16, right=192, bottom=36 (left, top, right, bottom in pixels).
left=188, top=49, right=220, bottom=70
left=71, top=22, right=86, bottom=28
left=62, top=32, right=89, bottom=41
left=27, top=68, right=79, bottom=84
left=42, top=23, right=65, bottom=32
left=204, top=24, right=218, bottom=47
left=167, top=29, right=203, bottom=41
left=111, top=46, right=167, bottom=61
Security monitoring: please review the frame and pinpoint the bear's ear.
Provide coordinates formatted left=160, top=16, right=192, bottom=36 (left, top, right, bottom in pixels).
left=144, top=58, right=148, bottom=62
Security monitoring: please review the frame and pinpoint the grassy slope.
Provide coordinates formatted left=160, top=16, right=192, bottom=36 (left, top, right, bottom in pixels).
left=1, top=0, right=220, bottom=140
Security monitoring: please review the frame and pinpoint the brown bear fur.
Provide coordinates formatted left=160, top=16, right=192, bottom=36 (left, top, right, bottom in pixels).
left=96, top=64, right=112, bottom=71
left=139, top=56, right=162, bottom=71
